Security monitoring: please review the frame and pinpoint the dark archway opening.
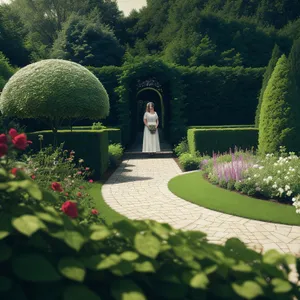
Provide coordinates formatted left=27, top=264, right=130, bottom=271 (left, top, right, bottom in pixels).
left=136, top=88, right=164, bottom=133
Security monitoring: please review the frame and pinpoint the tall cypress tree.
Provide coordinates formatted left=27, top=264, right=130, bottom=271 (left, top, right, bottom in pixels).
left=289, top=38, right=300, bottom=91
left=258, top=54, right=300, bottom=154
left=255, top=44, right=281, bottom=127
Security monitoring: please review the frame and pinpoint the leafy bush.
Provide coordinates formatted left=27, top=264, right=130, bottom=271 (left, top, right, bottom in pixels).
left=0, top=59, right=110, bottom=132
left=0, top=131, right=299, bottom=299
left=92, top=122, right=106, bottom=130
left=179, top=153, right=201, bottom=171
left=0, top=52, right=15, bottom=90
left=174, top=138, right=189, bottom=157
left=28, top=130, right=109, bottom=178
left=108, top=143, right=123, bottom=167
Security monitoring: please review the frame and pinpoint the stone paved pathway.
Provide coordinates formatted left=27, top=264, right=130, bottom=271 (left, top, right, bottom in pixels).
left=102, top=158, right=300, bottom=256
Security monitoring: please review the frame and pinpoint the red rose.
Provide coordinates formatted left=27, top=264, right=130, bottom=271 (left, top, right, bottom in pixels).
left=89, top=179, right=94, bottom=183
left=51, top=182, right=63, bottom=192
left=0, top=143, right=8, bottom=157
left=61, top=201, right=78, bottom=218
left=9, top=128, right=18, bottom=138
left=0, top=134, right=7, bottom=144
left=11, top=168, right=18, bottom=176
left=31, top=175, right=36, bottom=180
left=77, top=192, right=82, bottom=197
left=12, top=133, right=28, bottom=150
left=91, top=209, right=98, bottom=215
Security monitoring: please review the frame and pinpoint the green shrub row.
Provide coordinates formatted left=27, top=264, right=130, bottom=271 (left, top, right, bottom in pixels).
left=188, top=128, right=258, bottom=155
left=28, top=130, right=109, bottom=178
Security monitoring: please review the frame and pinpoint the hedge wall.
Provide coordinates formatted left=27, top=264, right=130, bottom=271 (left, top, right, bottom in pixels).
left=188, top=128, right=258, bottom=155
left=88, top=66, right=122, bottom=127
left=89, top=60, right=264, bottom=145
left=28, top=130, right=109, bottom=178
left=179, top=66, right=264, bottom=126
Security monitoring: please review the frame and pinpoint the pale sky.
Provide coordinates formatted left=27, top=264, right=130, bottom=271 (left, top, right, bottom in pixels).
left=0, top=0, right=147, bottom=16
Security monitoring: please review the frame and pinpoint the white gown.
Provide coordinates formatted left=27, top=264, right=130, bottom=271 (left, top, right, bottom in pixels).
left=142, top=112, right=161, bottom=153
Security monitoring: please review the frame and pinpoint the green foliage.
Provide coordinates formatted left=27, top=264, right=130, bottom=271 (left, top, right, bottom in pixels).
left=51, top=14, right=124, bottom=67
left=92, top=122, right=106, bottom=130
left=127, top=4, right=291, bottom=68
left=0, top=5, right=29, bottom=66
left=28, top=130, right=109, bottom=178
left=258, top=55, right=300, bottom=154
left=188, top=128, right=258, bottom=155
left=178, top=153, right=201, bottom=171
left=174, top=138, right=189, bottom=157
left=179, top=65, right=264, bottom=126
left=289, top=38, right=300, bottom=91
left=0, top=59, right=109, bottom=131
left=108, top=144, right=124, bottom=167
left=255, top=44, right=282, bottom=127
left=0, top=136, right=300, bottom=299
left=0, top=52, right=15, bottom=90
left=88, top=66, right=123, bottom=127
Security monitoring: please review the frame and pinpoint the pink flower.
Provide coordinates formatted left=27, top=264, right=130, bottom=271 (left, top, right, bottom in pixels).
left=61, top=201, right=78, bottom=218
left=77, top=171, right=82, bottom=175
left=85, top=167, right=90, bottom=171
left=12, top=133, right=29, bottom=150
left=51, top=182, right=63, bottom=192
left=9, top=128, right=18, bottom=138
left=91, top=209, right=98, bottom=215
left=89, top=179, right=94, bottom=183
left=31, top=175, right=36, bottom=180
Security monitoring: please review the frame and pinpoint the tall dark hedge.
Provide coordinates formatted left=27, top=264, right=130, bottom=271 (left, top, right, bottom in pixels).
left=255, top=44, right=282, bottom=127
left=90, top=60, right=264, bottom=144
left=258, top=55, right=300, bottom=154
left=289, top=38, right=300, bottom=90
left=88, top=66, right=122, bottom=126
left=179, top=65, right=264, bottom=126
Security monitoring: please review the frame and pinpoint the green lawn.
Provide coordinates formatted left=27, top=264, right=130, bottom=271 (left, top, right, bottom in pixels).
left=168, top=172, right=300, bottom=226
left=90, top=183, right=126, bottom=225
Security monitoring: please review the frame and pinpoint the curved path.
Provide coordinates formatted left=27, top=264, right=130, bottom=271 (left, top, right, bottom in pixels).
left=102, top=158, right=300, bottom=256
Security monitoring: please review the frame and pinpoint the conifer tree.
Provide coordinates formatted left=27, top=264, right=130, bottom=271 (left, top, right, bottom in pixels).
left=255, top=44, right=281, bottom=127
left=258, top=54, right=300, bottom=154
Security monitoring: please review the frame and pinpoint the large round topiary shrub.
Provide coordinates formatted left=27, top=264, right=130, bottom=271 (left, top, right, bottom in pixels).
left=0, top=59, right=109, bottom=131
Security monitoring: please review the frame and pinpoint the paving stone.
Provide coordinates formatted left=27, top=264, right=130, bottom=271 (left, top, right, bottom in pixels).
left=102, top=158, right=300, bottom=256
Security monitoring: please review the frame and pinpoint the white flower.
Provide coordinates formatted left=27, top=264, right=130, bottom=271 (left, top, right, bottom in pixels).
left=278, top=188, right=284, bottom=195
left=285, top=185, right=291, bottom=191
left=256, top=187, right=261, bottom=191
left=287, top=190, right=293, bottom=196
left=284, top=176, right=289, bottom=180
left=272, top=183, right=278, bottom=189
left=259, top=166, right=264, bottom=170
left=277, top=170, right=281, bottom=174
left=253, top=164, right=259, bottom=168
left=79, top=159, right=84, bottom=163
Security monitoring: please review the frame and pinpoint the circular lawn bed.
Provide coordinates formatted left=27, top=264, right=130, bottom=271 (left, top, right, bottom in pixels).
left=168, top=171, right=300, bottom=226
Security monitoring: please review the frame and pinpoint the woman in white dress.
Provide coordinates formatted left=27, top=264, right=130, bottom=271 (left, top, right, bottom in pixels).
left=142, top=102, right=161, bottom=153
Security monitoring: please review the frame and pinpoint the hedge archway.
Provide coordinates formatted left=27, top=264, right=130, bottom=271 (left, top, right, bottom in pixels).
left=116, top=58, right=186, bottom=145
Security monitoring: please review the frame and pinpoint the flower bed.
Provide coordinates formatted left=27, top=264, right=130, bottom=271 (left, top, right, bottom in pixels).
left=202, top=147, right=300, bottom=214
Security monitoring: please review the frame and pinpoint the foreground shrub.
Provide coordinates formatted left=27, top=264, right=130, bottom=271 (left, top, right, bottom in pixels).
left=0, top=132, right=299, bottom=299
left=108, top=143, right=124, bottom=167
left=1, top=172, right=300, bottom=299
left=179, top=153, right=201, bottom=171
left=174, top=138, right=189, bottom=157
left=92, top=122, right=106, bottom=130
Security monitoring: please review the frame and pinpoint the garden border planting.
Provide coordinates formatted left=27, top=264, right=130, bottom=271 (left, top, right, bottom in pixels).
left=168, top=172, right=300, bottom=226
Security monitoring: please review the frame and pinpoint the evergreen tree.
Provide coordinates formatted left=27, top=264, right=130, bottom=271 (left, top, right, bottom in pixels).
left=255, top=44, right=282, bottom=127
left=51, top=14, right=124, bottom=67
left=258, top=55, right=300, bottom=154
left=289, top=38, right=300, bottom=90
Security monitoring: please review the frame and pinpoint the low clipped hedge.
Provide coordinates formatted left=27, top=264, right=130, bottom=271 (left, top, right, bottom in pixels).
left=188, top=128, right=258, bottom=155
left=63, top=127, right=122, bottom=145
left=28, top=130, right=109, bottom=178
